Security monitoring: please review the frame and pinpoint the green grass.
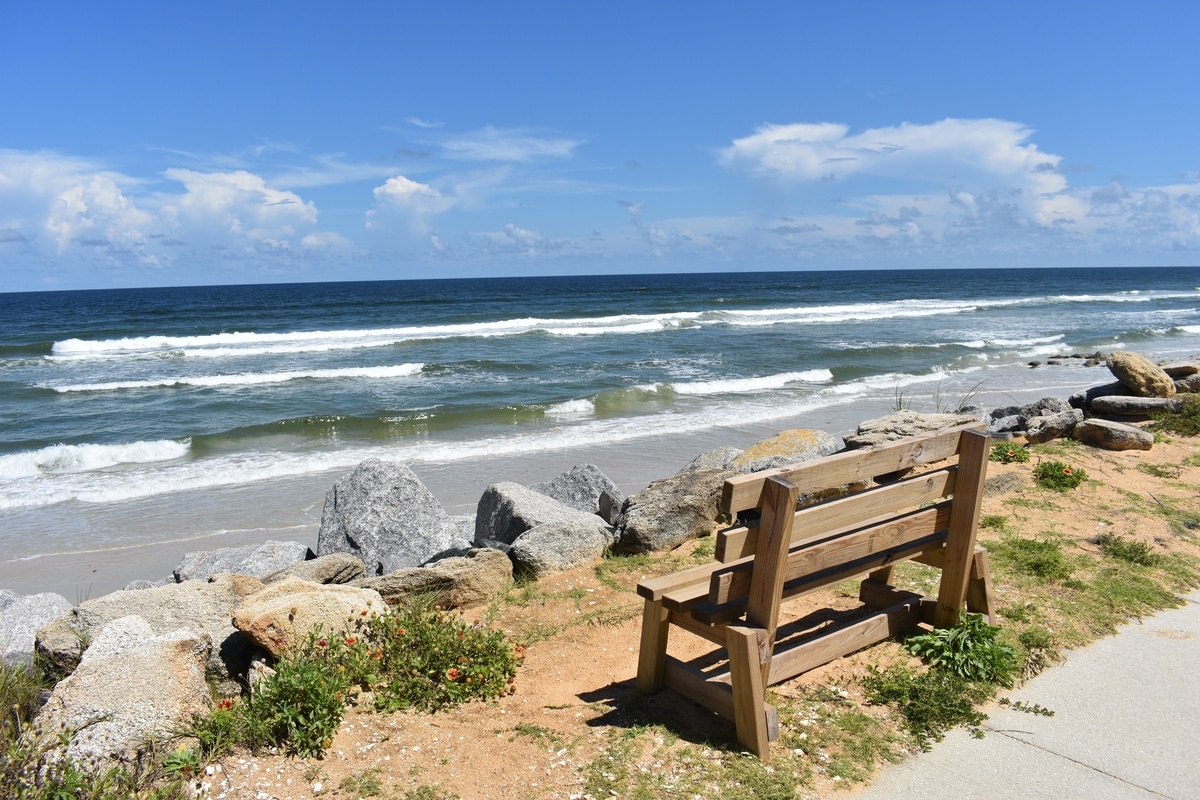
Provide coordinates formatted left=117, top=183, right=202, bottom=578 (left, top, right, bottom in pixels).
left=1149, top=395, right=1200, bottom=436
left=863, top=664, right=994, bottom=750
left=1033, top=460, right=1087, bottom=492
left=989, top=534, right=1074, bottom=581
left=1096, top=532, right=1160, bottom=566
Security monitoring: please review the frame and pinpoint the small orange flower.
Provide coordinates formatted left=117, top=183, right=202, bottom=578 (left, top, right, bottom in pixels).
left=344, top=636, right=357, bottom=646
left=316, top=639, right=327, bottom=648
left=396, top=627, right=405, bottom=636
left=446, top=667, right=461, bottom=681
left=1062, top=468, right=1072, bottom=475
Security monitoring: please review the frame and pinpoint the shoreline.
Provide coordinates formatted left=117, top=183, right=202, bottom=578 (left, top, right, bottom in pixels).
left=0, top=363, right=1130, bottom=600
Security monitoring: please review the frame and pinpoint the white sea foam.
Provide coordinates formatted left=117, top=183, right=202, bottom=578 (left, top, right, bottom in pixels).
left=669, top=369, right=834, bottom=396
left=544, top=399, right=595, bottom=417
left=51, top=289, right=1190, bottom=362
left=44, top=363, right=425, bottom=393
left=0, top=439, right=190, bottom=481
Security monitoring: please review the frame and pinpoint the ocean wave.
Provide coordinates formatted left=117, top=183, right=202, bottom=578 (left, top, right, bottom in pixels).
left=669, top=369, right=834, bottom=395
left=50, top=289, right=1192, bottom=362
left=0, top=439, right=190, bottom=480
left=43, top=363, right=426, bottom=393
left=544, top=399, right=595, bottom=417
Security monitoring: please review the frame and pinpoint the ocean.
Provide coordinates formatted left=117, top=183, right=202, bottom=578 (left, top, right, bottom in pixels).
left=2, top=266, right=1198, bottom=596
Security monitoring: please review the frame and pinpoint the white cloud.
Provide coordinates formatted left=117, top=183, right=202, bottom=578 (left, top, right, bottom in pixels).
left=162, top=169, right=318, bottom=234
left=441, top=126, right=583, bottom=162
left=721, top=118, right=1064, bottom=196
left=369, top=174, right=456, bottom=233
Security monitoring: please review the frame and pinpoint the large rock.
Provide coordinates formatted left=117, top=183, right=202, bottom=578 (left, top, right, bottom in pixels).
left=424, top=548, right=512, bottom=608
left=729, top=429, right=842, bottom=473
left=615, top=468, right=735, bottom=554
left=1107, top=350, right=1176, bottom=397
left=844, top=411, right=978, bottom=449
left=530, top=464, right=622, bottom=516
left=0, top=589, right=73, bottom=666
left=1072, top=418, right=1155, bottom=451
left=1175, top=374, right=1200, bottom=394
left=353, top=569, right=456, bottom=607
left=1069, top=381, right=1134, bottom=410
left=231, top=577, right=386, bottom=658
left=317, top=459, right=465, bottom=576
left=353, top=549, right=512, bottom=609
left=1089, top=395, right=1183, bottom=417
left=1161, top=362, right=1199, bottom=378
left=1024, top=409, right=1084, bottom=444
left=510, top=520, right=614, bottom=579
left=35, top=574, right=263, bottom=691
left=174, top=540, right=312, bottom=582
left=1018, top=397, right=1073, bottom=425
left=34, top=616, right=211, bottom=770
left=263, top=552, right=366, bottom=585
left=679, top=446, right=744, bottom=473
left=474, top=482, right=607, bottom=546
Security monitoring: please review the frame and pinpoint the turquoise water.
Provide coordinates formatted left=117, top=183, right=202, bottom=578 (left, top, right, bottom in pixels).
left=1, top=267, right=1198, bottom=592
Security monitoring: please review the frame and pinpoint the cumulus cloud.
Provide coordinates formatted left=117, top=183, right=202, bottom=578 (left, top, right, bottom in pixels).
left=161, top=169, right=317, bottom=237
left=720, top=118, right=1065, bottom=196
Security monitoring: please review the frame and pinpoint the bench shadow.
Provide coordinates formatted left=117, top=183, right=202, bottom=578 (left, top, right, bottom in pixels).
left=578, top=605, right=881, bottom=748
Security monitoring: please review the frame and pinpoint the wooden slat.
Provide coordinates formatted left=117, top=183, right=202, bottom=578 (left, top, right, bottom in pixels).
left=637, top=558, right=731, bottom=601
left=858, top=578, right=923, bottom=609
left=934, top=429, right=990, bottom=627
left=966, top=548, right=998, bottom=622
left=710, top=504, right=953, bottom=606
left=717, top=466, right=956, bottom=562
left=693, top=528, right=948, bottom=625
left=767, top=597, right=924, bottom=684
left=721, top=423, right=984, bottom=514
left=662, top=657, right=734, bottom=721
left=668, top=608, right=728, bottom=646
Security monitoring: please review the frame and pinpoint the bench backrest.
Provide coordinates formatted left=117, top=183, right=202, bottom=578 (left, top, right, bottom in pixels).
left=706, top=423, right=989, bottom=629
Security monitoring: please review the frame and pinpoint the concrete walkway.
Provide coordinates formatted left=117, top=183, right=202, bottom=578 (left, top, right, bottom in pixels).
left=853, top=589, right=1200, bottom=800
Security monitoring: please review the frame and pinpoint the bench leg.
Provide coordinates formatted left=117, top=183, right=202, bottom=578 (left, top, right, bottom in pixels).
left=635, top=597, right=670, bottom=693
left=727, top=625, right=772, bottom=761
left=965, top=549, right=998, bottom=623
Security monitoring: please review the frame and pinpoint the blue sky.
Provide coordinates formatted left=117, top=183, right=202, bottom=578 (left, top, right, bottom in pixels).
left=1, top=1, right=1197, bottom=291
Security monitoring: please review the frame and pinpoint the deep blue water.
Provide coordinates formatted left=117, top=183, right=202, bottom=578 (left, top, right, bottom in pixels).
left=2, top=267, right=1199, bottom=515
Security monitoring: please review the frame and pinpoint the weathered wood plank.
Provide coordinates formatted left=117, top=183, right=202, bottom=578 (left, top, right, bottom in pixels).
left=858, top=578, right=923, bottom=609
left=668, top=608, right=728, bottom=645
left=662, top=657, right=734, bottom=721
left=710, top=504, right=952, bottom=605
left=692, top=528, right=948, bottom=625
left=637, top=559, right=731, bottom=601
left=721, top=423, right=984, bottom=514
left=934, top=429, right=991, bottom=627
left=767, top=598, right=924, bottom=684
left=745, top=477, right=799, bottom=637
left=717, top=466, right=956, bottom=562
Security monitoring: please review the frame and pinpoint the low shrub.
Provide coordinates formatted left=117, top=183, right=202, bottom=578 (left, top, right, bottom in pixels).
left=863, top=664, right=993, bottom=749
left=1149, top=395, right=1200, bottom=437
left=1033, top=460, right=1086, bottom=492
left=989, top=443, right=1030, bottom=464
left=1096, top=532, right=1160, bottom=567
left=901, top=613, right=1017, bottom=686
left=991, top=535, right=1074, bottom=581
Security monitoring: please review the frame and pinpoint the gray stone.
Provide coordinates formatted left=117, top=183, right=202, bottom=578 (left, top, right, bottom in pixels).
left=352, top=569, right=456, bottom=607
left=317, top=459, right=461, bottom=576
left=35, top=574, right=264, bottom=691
left=263, top=552, right=366, bottom=585
left=0, top=589, right=73, bottom=666
left=423, top=548, right=513, bottom=608
left=1024, top=409, right=1085, bottom=444
left=989, top=405, right=1021, bottom=420
left=1018, top=396, right=1073, bottom=425
left=679, top=446, right=744, bottom=473
left=987, top=414, right=1022, bottom=434
left=844, top=411, right=978, bottom=449
left=1161, top=362, right=1199, bottom=378
left=173, top=539, right=312, bottom=582
left=1175, top=374, right=1200, bottom=394
left=509, top=519, right=615, bottom=579
left=34, top=616, right=211, bottom=770
left=729, top=429, right=842, bottom=473
left=598, top=490, right=623, bottom=525
left=1108, top=350, right=1176, bottom=397
left=1069, top=381, right=1134, bottom=410
left=1072, top=418, right=1155, bottom=451
left=474, top=481, right=607, bottom=546
left=615, top=468, right=735, bottom=554
left=530, top=464, right=622, bottom=516
left=231, top=578, right=386, bottom=658
left=123, top=578, right=174, bottom=591
left=1089, top=396, right=1183, bottom=417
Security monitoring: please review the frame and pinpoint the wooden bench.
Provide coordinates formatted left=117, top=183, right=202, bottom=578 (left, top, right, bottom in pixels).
left=634, top=424, right=996, bottom=760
